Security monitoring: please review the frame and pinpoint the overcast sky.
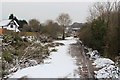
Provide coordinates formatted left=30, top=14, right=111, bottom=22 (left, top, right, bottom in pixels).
left=1, top=2, right=93, bottom=23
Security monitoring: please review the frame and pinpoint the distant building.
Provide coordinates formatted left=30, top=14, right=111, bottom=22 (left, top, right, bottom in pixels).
left=67, top=22, right=82, bottom=37
left=0, top=19, right=20, bottom=34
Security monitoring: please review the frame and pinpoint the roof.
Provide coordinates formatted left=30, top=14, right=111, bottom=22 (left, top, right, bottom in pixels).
left=0, top=20, right=11, bottom=27
left=0, top=19, right=19, bottom=27
left=0, top=19, right=20, bottom=32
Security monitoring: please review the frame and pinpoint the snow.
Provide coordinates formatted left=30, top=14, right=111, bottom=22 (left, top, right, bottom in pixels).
left=8, top=37, right=80, bottom=78
left=21, top=36, right=35, bottom=42
left=0, top=20, right=11, bottom=27
left=26, top=36, right=34, bottom=42
left=93, top=57, right=120, bottom=79
left=94, top=65, right=120, bottom=78
left=0, top=19, right=20, bottom=32
left=85, top=46, right=120, bottom=79
left=92, top=58, right=114, bottom=68
left=6, top=25, right=20, bottom=32
left=86, top=50, right=100, bottom=59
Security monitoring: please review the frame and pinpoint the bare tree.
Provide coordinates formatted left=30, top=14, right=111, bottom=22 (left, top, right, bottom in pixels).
left=117, top=1, right=120, bottom=26
left=87, top=2, right=105, bottom=22
left=41, top=20, right=62, bottom=39
left=56, top=13, right=72, bottom=40
left=118, top=1, right=120, bottom=54
left=88, top=2, right=114, bottom=24
left=29, top=19, right=41, bottom=32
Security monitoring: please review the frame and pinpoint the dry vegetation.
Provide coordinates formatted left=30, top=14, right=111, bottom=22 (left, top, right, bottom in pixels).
left=79, top=1, right=120, bottom=64
left=2, top=31, right=53, bottom=78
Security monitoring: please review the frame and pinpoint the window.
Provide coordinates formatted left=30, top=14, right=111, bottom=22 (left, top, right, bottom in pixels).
left=10, top=25, right=13, bottom=28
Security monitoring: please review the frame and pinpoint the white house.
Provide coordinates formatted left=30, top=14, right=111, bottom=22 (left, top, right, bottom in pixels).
left=0, top=19, right=20, bottom=32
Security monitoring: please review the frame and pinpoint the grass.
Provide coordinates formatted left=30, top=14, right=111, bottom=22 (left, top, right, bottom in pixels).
left=18, top=32, right=39, bottom=36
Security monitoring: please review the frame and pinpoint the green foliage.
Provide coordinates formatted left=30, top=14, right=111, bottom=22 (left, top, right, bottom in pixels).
left=18, top=20, right=28, bottom=28
left=50, top=48, right=58, bottom=52
left=3, top=31, right=23, bottom=46
left=91, top=18, right=106, bottom=40
left=79, top=18, right=107, bottom=55
left=2, top=32, right=30, bottom=63
left=3, top=50, right=13, bottom=63
left=9, top=14, right=14, bottom=19
left=90, top=18, right=106, bottom=53
left=2, top=31, right=51, bottom=77
left=79, top=2, right=120, bottom=60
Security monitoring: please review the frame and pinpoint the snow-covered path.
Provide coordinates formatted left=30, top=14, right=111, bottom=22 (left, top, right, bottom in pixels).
left=9, top=37, right=80, bottom=78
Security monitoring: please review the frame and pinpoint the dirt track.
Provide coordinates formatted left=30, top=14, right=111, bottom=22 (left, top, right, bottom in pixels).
left=69, top=41, right=96, bottom=79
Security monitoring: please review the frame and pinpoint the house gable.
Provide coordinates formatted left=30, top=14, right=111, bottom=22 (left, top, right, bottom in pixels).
left=0, top=19, right=20, bottom=32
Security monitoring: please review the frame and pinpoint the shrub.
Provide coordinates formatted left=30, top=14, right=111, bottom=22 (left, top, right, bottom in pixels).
left=50, top=49, right=58, bottom=52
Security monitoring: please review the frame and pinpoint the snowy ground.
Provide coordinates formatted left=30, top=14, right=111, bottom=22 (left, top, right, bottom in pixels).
left=86, top=49, right=120, bottom=79
left=93, top=58, right=120, bottom=79
left=8, top=37, right=80, bottom=78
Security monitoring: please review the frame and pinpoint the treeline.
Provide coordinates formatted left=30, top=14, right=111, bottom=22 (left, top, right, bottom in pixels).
left=9, top=14, right=63, bottom=39
left=79, top=1, right=120, bottom=60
